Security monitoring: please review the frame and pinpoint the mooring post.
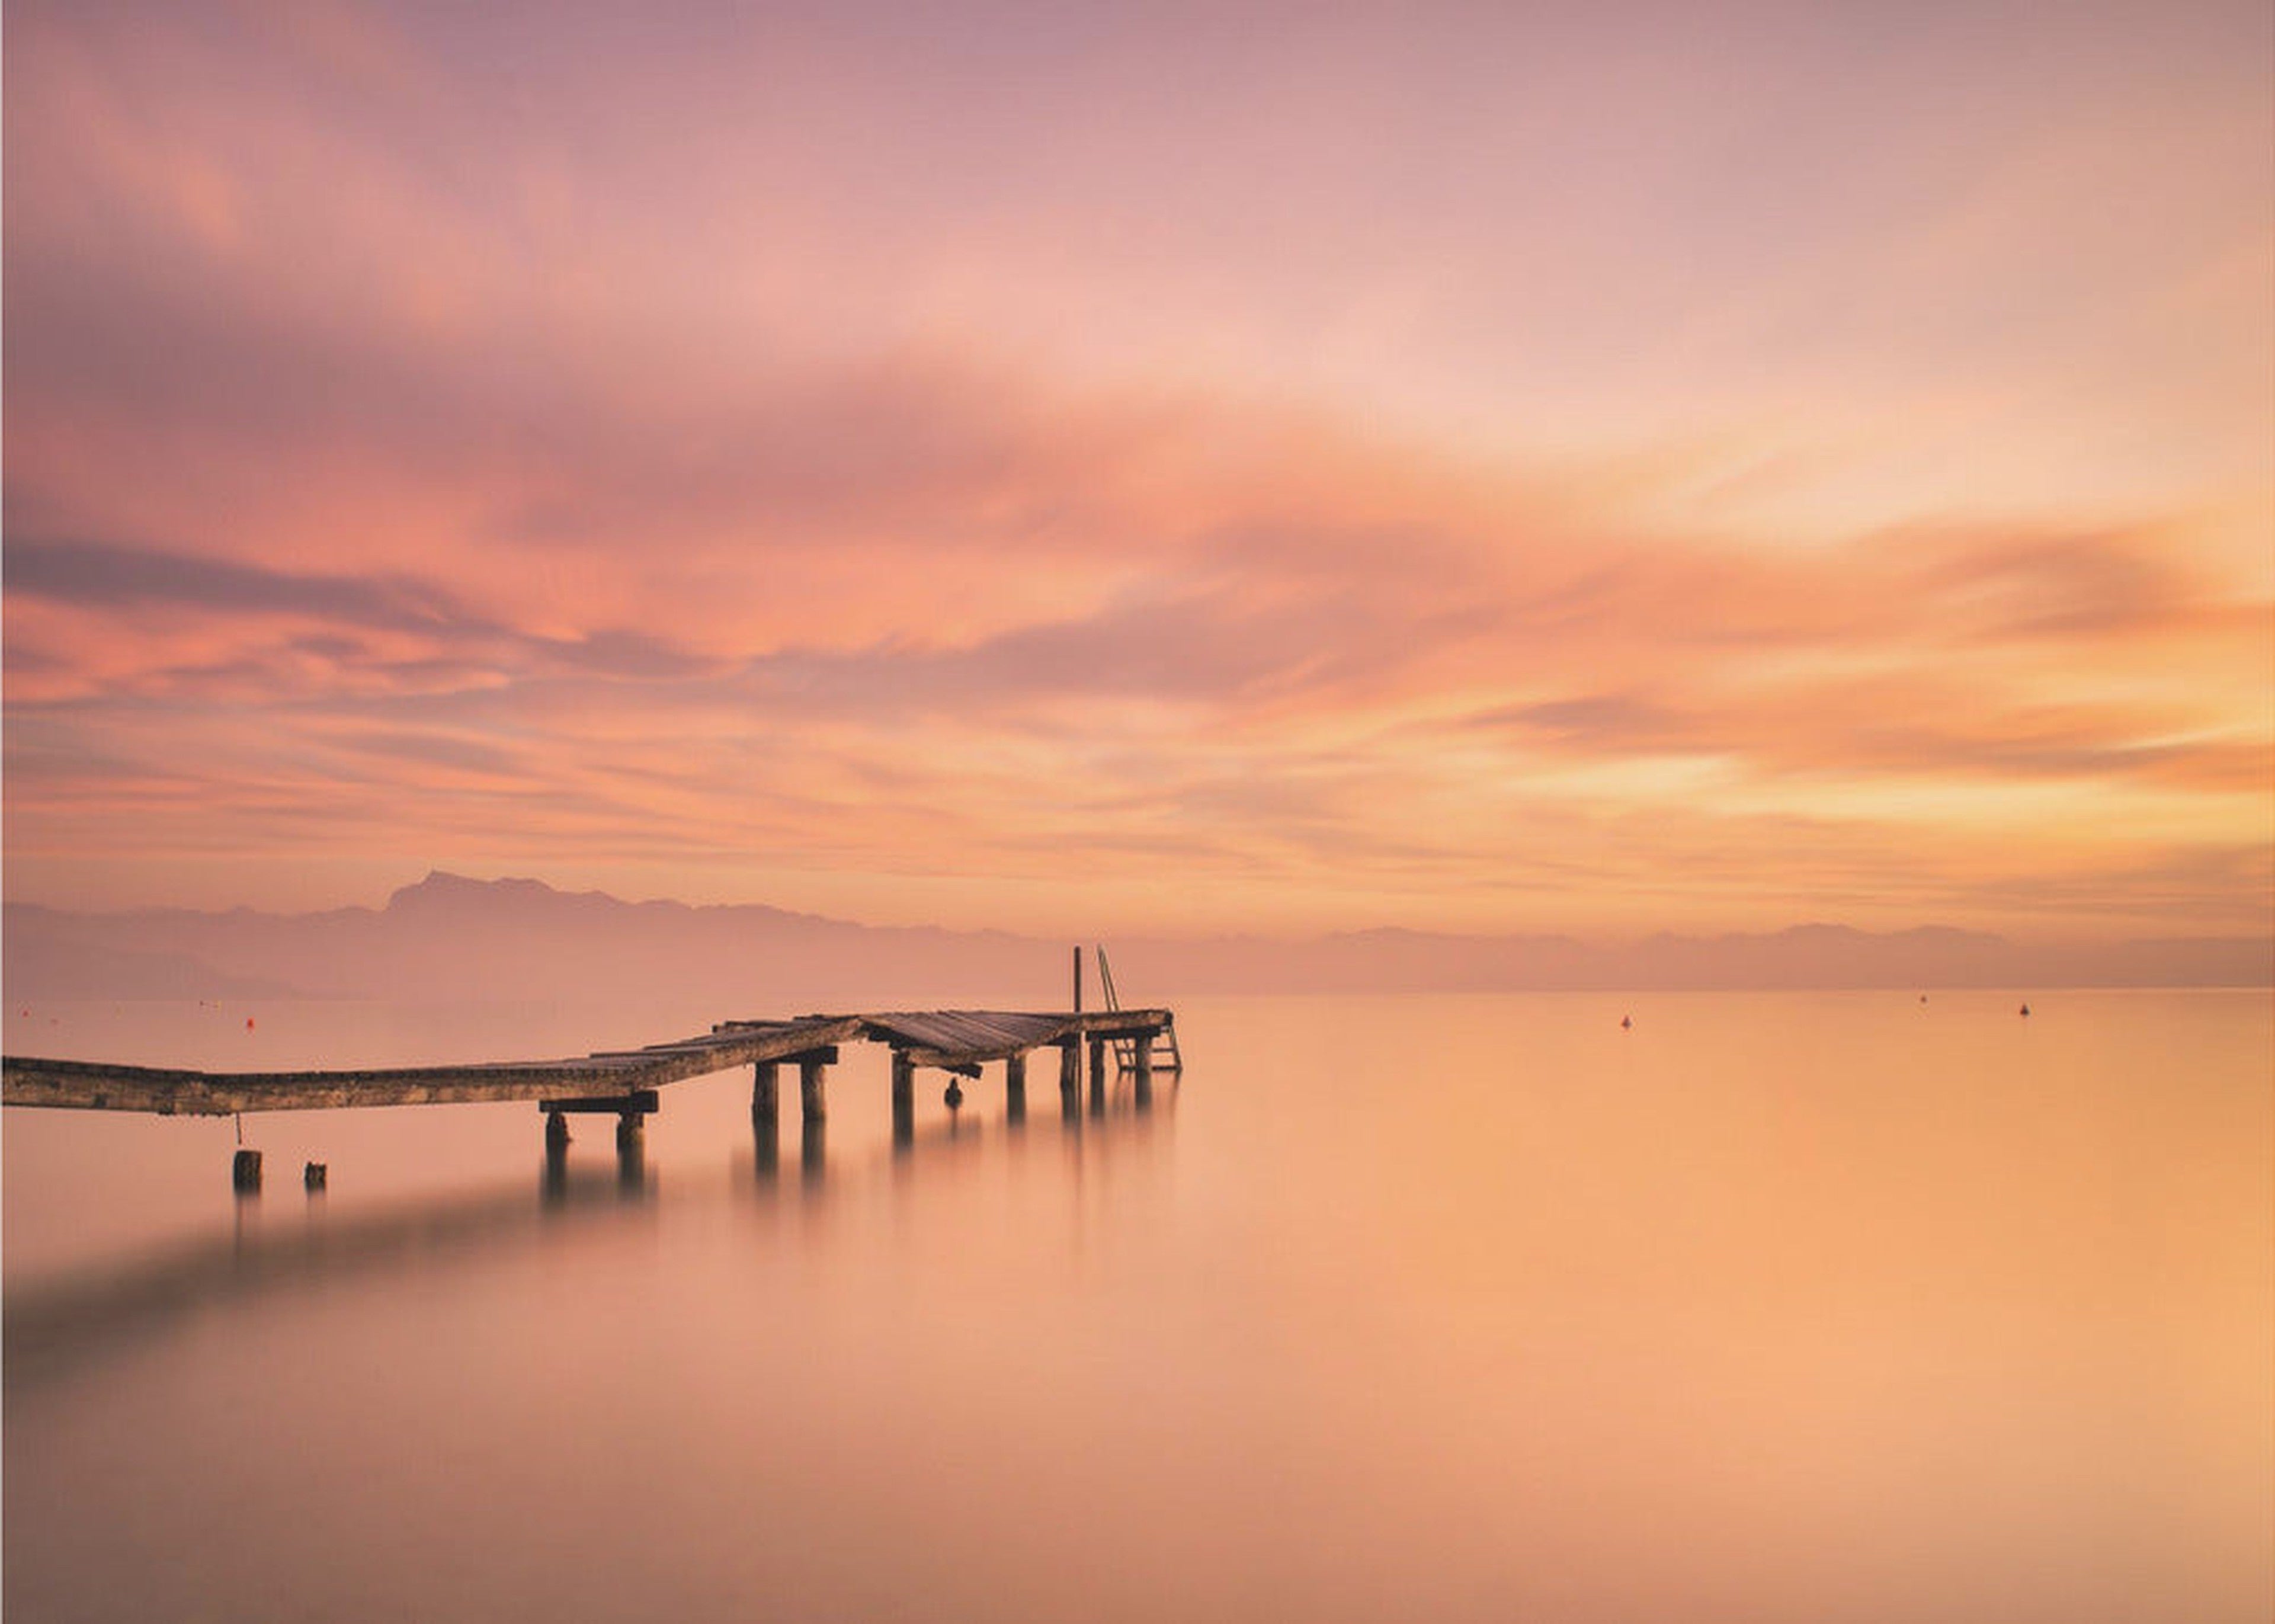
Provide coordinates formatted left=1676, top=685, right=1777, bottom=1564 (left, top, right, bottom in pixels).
left=1073, top=944, right=1084, bottom=1013
left=1088, top=1036, right=1108, bottom=1112
left=1005, top=1050, right=1027, bottom=1122
left=799, top=1055, right=828, bottom=1123
left=545, top=1108, right=571, bottom=1155
left=232, top=1148, right=262, bottom=1194
left=891, top=1050, right=915, bottom=1144
left=752, top=1061, right=780, bottom=1125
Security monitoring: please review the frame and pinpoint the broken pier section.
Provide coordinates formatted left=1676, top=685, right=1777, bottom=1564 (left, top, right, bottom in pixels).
left=2, top=1006, right=1181, bottom=1185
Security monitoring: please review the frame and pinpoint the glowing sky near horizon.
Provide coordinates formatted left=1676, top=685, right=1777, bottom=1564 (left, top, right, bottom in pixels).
left=4, top=0, right=2270, bottom=938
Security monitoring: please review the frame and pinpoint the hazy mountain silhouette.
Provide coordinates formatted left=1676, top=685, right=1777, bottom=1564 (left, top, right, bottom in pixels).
left=4, top=872, right=2267, bottom=1003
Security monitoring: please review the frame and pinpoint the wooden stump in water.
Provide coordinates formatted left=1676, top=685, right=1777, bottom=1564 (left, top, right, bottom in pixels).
left=890, top=1050, right=915, bottom=1143
left=303, top=1161, right=327, bottom=1191
left=232, top=1149, right=262, bottom=1193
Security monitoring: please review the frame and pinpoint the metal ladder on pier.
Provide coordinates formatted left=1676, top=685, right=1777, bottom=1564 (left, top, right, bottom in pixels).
left=1095, top=945, right=1183, bottom=1075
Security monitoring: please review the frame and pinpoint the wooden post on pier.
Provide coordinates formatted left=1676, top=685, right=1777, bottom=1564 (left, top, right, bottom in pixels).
left=1073, top=946, right=1084, bottom=1013
left=1088, top=1036, right=1107, bottom=1113
left=1005, top=1050, right=1027, bottom=1122
left=751, top=1061, right=780, bottom=1174
left=614, top=1106, right=646, bottom=1191
left=890, top=1050, right=915, bottom=1143
left=544, top=1109, right=571, bottom=1190
left=1059, top=1039, right=1081, bottom=1120
left=1133, top=1037, right=1153, bottom=1107
left=799, top=1054, right=828, bottom=1123
left=232, top=1148, right=262, bottom=1194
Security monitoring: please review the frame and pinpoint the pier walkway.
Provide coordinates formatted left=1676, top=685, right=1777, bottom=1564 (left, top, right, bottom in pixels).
left=1, top=1007, right=1176, bottom=1117
left=0, top=1001, right=1174, bottom=1164
left=4, top=1005, right=1178, bottom=1189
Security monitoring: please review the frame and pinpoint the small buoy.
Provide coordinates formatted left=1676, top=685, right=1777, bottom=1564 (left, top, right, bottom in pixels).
left=1620, top=1014, right=1633, bottom=1030
left=944, top=1081, right=965, bottom=1109
left=2019, top=1002, right=2031, bottom=1017
left=245, top=1017, right=255, bottom=1029
left=1919, top=994, right=1928, bottom=1004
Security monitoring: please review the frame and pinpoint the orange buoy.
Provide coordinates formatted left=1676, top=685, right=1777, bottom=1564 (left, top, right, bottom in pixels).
left=246, top=1017, right=256, bottom=1030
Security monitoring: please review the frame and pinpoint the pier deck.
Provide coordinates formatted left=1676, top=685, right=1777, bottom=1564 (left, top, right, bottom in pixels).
left=1, top=1008, right=1177, bottom=1117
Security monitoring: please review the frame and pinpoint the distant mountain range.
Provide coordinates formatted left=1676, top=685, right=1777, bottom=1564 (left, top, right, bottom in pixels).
left=4, top=870, right=2267, bottom=1002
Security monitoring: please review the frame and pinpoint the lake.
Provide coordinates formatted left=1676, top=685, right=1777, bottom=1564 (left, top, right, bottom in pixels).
left=5, top=989, right=2269, bottom=1622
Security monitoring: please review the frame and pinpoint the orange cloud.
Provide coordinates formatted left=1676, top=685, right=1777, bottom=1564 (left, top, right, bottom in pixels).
left=4, top=0, right=2268, bottom=937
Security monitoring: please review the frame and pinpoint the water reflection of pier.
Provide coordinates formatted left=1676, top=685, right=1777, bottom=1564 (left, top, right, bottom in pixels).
left=7, top=1078, right=1174, bottom=1394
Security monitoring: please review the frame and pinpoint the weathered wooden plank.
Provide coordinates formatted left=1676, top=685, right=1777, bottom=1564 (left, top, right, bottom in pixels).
left=1, top=1016, right=864, bottom=1114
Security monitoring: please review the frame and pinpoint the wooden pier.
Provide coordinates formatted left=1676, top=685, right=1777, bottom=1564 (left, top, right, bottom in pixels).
left=1, top=1006, right=1180, bottom=1186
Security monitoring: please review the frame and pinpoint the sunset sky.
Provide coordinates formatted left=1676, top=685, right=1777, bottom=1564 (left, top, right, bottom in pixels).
left=4, top=0, right=2270, bottom=940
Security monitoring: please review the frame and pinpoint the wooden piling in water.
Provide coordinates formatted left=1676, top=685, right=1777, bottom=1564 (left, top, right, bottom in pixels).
left=232, top=1148, right=262, bottom=1193
left=1005, top=1050, right=1027, bottom=1120
left=1088, top=1037, right=1107, bottom=1111
left=890, top=1050, right=914, bottom=1143
left=752, top=1061, right=779, bottom=1125
left=799, top=1053, right=829, bottom=1122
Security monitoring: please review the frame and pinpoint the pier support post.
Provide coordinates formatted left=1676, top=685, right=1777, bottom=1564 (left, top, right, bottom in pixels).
left=799, top=1055, right=828, bottom=1123
left=1133, top=1036, right=1153, bottom=1107
left=232, top=1148, right=262, bottom=1194
left=544, top=1110, right=570, bottom=1195
left=1005, top=1050, right=1027, bottom=1122
left=616, top=1110, right=645, bottom=1190
left=752, top=1064, right=780, bottom=1174
left=1088, top=1037, right=1108, bottom=1113
left=891, top=1050, right=915, bottom=1145
left=801, top=1116, right=826, bottom=1181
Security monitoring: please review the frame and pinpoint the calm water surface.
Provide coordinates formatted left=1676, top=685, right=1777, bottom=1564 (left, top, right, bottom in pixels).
left=5, top=990, right=2269, bottom=1622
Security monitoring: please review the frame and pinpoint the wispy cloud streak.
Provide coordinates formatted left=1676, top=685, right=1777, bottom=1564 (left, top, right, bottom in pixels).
left=4, top=0, right=2268, bottom=936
